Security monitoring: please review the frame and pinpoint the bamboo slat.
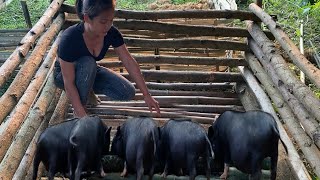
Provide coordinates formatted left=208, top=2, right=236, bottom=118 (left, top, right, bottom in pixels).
left=143, top=82, right=234, bottom=91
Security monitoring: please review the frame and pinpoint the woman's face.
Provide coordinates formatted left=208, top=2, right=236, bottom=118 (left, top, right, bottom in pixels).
left=85, top=9, right=114, bottom=37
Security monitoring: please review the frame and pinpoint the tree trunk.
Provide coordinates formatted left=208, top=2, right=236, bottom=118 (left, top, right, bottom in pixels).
left=0, top=13, right=64, bottom=125
left=248, top=41, right=320, bottom=178
left=124, top=37, right=248, bottom=51
left=246, top=21, right=320, bottom=122
left=249, top=3, right=320, bottom=88
left=238, top=66, right=312, bottom=180
left=0, top=32, right=61, bottom=161
left=12, top=89, right=61, bottom=180
left=0, top=0, right=64, bottom=87
left=245, top=52, right=320, bottom=149
left=0, top=73, right=57, bottom=179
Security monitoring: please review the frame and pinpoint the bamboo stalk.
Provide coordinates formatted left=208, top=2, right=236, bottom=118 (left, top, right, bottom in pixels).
left=99, top=55, right=247, bottom=67
left=0, top=73, right=57, bottom=179
left=124, top=37, right=249, bottom=51
left=0, top=14, right=64, bottom=124
left=0, top=0, right=64, bottom=87
left=123, top=70, right=244, bottom=83
left=246, top=21, right=320, bottom=122
left=238, top=65, right=312, bottom=180
left=247, top=44, right=320, bottom=149
left=248, top=4, right=320, bottom=88
left=0, top=31, right=61, bottom=161
left=12, top=89, right=61, bottom=180
left=48, top=91, right=69, bottom=126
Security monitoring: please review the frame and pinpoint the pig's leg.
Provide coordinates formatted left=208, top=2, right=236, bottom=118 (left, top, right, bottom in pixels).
left=74, top=155, right=85, bottom=180
left=187, top=155, right=197, bottom=180
left=99, top=161, right=107, bottom=177
left=249, top=156, right=262, bottom=180
left=47, top=163, right=57, bottom=180
left=161, top=159, right=169, bottom=178
left=205, top=149, right=212, bottom=180
left=220, top=163, right=229, bottom=179
left=136, top=150, right=145, bottom=180
left=270, top=144, right=279, bottom=180
left=148, top=157, right=155, bottom=180
left=120, top=161, right=128, bottom=177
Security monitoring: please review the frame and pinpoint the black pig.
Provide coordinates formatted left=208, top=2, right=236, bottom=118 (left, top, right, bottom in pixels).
left=111, top=117, right=160, bottom=180
left=208, top=110, right=287, bottom=180
left=32, top=118, right=78, bottom=180
left=159, top=119, right=214, bottom=180
left=68, top=115, right=111, bottom=180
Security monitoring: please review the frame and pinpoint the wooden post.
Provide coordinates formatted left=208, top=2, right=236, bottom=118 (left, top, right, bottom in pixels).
left=20, top=0, right=32, bottom=28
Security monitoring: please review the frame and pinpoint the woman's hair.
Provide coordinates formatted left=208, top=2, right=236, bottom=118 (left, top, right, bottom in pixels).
left=75, top=0, right=115, bottom=20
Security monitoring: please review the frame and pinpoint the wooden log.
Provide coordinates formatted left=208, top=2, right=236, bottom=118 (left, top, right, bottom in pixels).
left=123, top=70, right=244, bottom=83
left=85, top=108, right=215, bottom=124
left=124, top=37, right=249, bottom=51
left=99, top=55, right=247, bottom=67
left=0, top=0, right=64, bottom=87
left=61, top=4, right=261, bottom=21
left=143, top=82, right=234, bottom=91
left=98, top=96, right=241, bottom=106
left=12, top=89, right=61, bottom=180
left=0, top=32, right=60, bottom=161
left=246, top=47, right=320, bottom=148
left=238, top=65, right=312, bottom=180
left=0, top=73, right=58, bottom=179
left=248, top=4, right=320, bottom=88
left=66, top=19, right=273, bottom=38
left=0, top=14, right=64, bottom=125
left=235, top=82, right=260, bottom=111
left=134, top=89, right=238, bottom=98
left=246, top=22, right=320, bottom=122
left=48, top=91, right=69, bottom=126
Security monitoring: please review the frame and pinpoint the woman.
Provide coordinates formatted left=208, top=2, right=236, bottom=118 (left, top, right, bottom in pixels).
left=54, top=0, right=160, bottom=118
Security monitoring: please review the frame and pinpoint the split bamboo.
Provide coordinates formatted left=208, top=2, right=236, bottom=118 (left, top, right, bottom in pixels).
left=0, top=13, right=64, bottom=124
left=0, top=0, right=64, bottom=87
left=249, top=3, right=320, bottom=88
left=0, top=73, right=57, bottom=180
left=246, top=21, right=320, bottom=122
left=135, top=89, right=238, bottom=98
left=0, top=31, right=61, bottom=161
left=238, top=66, right=312, bottom=180
left=142, top=82, right=234, bottom=91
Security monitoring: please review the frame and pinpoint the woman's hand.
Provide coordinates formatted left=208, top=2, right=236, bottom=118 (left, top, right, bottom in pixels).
left=144, top=94, right=160, bottom=116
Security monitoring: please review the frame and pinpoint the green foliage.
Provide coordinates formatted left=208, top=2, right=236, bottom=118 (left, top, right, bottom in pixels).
left=116, top=0, right=153, bottom=10
left=171, top=0, right=198, bottom=5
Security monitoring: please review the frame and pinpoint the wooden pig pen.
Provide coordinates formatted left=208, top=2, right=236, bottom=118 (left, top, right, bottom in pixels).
left=0, top=0, right=320, bottom=179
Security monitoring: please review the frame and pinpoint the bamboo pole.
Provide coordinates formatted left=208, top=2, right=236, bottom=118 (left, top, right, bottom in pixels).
left=48, top=91, right=69, bottom=126
left=61, top=4, right=261, bottom=21
left=0, top=73, right=57, bottom=180
left=246, top=51, right=320, bottom=149
left=12, top=89, right=61, bottom=180
left=123, top=70, right=244, bottom=83
left=249, top=3, right=320, bottom=88
left=99, top=55, right=247, bottom=67
left=237, top=66, right=312, bottom=180
left=0, top=13, right=64, bottom=125
left=235, top=82, right=261, bottom=111
left=135, top=89, right=238, bottom=98
left=0, top=0, right=64, bottom=87
left=246, top=21, right=320, bottom=122
left=0, top=31, right=61, bottom=161
left=124, top=37, right=249, bottom=51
